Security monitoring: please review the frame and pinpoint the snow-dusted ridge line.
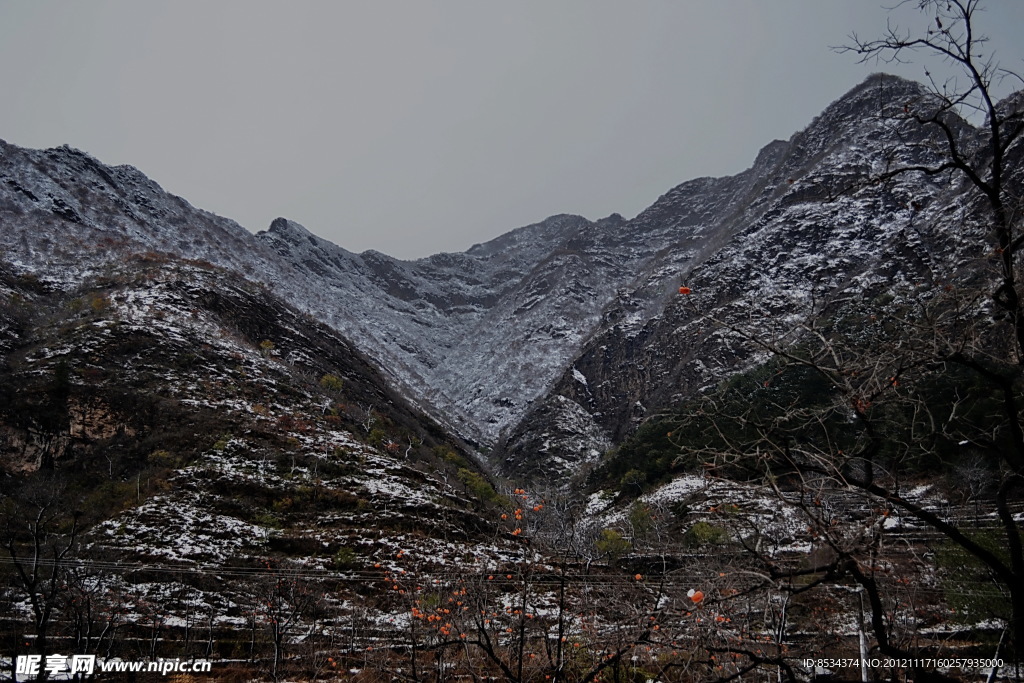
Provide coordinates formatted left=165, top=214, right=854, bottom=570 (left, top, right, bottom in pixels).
left=3, top=74, right=1018, bottom=472
left=493, top=73, right=1023, bottom=485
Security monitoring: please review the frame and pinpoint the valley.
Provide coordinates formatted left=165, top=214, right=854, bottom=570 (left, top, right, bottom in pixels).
left=1, top=68, right=1023, bottom=681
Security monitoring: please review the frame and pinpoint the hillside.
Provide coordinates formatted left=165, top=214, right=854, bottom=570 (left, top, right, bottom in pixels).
left=0, top=257, right=533, bottom=678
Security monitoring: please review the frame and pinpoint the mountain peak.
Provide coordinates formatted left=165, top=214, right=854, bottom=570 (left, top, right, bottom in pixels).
left=817, top=72, right=930, bottom=123
left=266, top=216, right=312, bottom=237
left=596, top=212, right=627, bottom=228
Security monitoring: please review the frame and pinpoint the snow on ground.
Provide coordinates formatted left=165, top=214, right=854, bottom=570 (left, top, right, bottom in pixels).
left=93, top=494, right=267, bottom=564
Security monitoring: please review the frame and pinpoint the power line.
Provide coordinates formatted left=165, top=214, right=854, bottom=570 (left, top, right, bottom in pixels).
left=0, top=557, right=1012, bottom=598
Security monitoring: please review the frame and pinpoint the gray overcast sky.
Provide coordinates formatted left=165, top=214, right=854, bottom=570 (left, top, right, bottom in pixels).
left=2, top=2, right=1022, bottom=260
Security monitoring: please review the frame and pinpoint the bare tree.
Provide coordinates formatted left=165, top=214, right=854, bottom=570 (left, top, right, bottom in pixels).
left=1, top=479, right=81, bottom=682
left=61, top=566, right=123, bottom=670
left=666, top=278, right=1024, bottom=679
left=254, top=566, right=321, bottom=682
left=839, top=2, right=1024, bottom=674
left=839, top=0, right=1024, bottom=354
left=652, top=4, right=1024, bottom=678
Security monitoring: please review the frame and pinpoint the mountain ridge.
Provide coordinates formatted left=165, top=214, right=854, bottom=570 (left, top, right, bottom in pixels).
left=2, top=73, right=1010, bottom=474
left=4, top=72, right=1024, bottom=679
left=492, top=73, right=1024, bottom=485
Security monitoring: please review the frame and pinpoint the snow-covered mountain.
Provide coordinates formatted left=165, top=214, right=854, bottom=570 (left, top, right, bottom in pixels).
left=0, top=256, right=538, bottom=674
left=4, top=72, right=1024, bottom=679
left=0, top=141, right=639, bottom=444
left=495, top=75, right=1024, bottom=486
left=2, top=74, right=1019, bottom=485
